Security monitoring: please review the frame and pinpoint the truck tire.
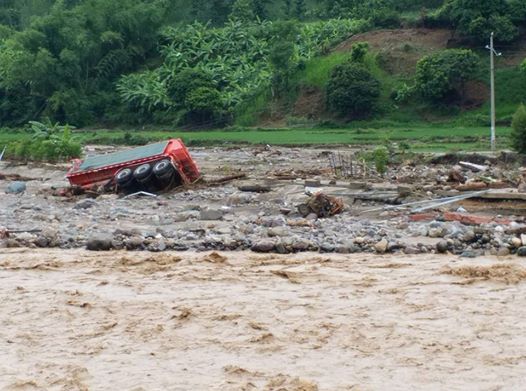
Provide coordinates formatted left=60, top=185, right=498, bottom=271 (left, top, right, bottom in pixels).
left=115, top=168, right=134, bottom=188
left=153, top=159, right=174, bottom=179
left=134, top=163, right=153, bottom=184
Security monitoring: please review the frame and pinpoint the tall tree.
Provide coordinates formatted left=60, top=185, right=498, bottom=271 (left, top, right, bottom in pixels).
left=284, top=0, right=292, bottom=18
left=252, top=0, right=268, bottom=20
left=230, top=0, right=255, bottom=22
left=295, top=0, right=305, bottom=20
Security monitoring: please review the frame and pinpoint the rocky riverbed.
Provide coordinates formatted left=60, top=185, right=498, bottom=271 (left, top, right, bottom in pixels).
left=1, top=146, right=526, bottom=257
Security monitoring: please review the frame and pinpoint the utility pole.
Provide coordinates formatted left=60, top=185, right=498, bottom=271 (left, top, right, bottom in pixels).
left=486, top=32, right=501, bottom=151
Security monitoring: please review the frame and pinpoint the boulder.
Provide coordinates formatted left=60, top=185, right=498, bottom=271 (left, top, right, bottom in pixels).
left=74, top=199, right=97, bottom=210
left=6, top=181, right=26, bottom=194
left=251, top=239, right=275, bottom=253
left=436, top=240, right=449, bottom=254
left=86, top=233, right=113, bottom=251
left=199, top=209, right=224, bottom=221
left=374, top=239, right=389, bottom=254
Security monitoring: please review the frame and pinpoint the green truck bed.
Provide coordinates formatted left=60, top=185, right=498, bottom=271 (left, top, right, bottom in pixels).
left=78, top=141, right=168, bottom=172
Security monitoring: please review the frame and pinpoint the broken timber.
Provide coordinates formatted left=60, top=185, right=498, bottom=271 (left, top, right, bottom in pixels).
left=478, top=190, right=526, bottom=201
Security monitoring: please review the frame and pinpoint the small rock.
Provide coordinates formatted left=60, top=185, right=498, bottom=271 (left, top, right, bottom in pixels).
left=267, top=227, right=290, bottom=237
left=353, top=237, right=365, bottom=245
left=428, top=227, right=445, bottom=238
left=251, top=239, right=275, bottom=253
left=33, top=236, right=49, bottom=248
left=460, top=250, right=480, bottom=258
left=497, top=247, right=510, bottom=257
left=436, top=240, right=449, bottom=254
left=147, top=239, right=167, bottom=252
left=173, top=211, right=199, bottom=222
left=374, top=239, right=388, bottom=254
left=320, top=243, right=335, bottom=253
left=74, top=198, right=97, bottom=210
left=199, top=209, right=223, bottom=221
left=404, top=246, right=420, bottom=255
left=292, top=238, right=311, bottom=252
left=511, top=237, right=522, bottom=248
left=280, top=208, right=292, bottom=215
left=517, top=247, right=526, bottom=257
left=461, top=230, right=476, bottom=243
left=86, top=234, right=113, bottom=251
left=6, top=181, right=26, bottom=194
left=521, top=234, right=526, bottom=246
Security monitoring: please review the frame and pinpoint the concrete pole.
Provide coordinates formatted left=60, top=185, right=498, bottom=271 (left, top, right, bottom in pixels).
left=490, top=32, right=496, bottom=151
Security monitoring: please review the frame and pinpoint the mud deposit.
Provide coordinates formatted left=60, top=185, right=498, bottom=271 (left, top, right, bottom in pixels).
left=1, top=250, right=526, bottom=390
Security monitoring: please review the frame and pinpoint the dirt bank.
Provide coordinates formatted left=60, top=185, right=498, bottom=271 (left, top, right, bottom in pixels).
left=1, top=249, right=526, bottom=390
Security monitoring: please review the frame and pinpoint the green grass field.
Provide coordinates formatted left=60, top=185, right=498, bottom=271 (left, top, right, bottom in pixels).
left=0, top=125, right=510, bottom=153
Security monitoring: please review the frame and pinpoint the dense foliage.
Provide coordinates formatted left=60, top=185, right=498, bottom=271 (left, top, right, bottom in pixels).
left=118, top=18, right=366, bottom=126
left=415, top=49, right=478, bottom=103
left=511, top=105, right=526, bottom=154
left=326, top=62, right=380, bottom=117
left=434, top=0, right=526, bottom=43
left=0, top=0, right=166, bottom=126
left=0, top=0, right=523, bottom=128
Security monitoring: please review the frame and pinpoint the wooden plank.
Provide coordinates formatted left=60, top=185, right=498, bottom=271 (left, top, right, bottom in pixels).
left=479, top=190, right=526, bottom=201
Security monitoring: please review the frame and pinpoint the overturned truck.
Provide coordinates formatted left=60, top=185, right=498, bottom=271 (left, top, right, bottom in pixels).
left=67, top=139, right=201, bottom=193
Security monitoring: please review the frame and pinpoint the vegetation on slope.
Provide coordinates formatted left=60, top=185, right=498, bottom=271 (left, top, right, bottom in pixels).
left=0, top=0, right=523, bottom=144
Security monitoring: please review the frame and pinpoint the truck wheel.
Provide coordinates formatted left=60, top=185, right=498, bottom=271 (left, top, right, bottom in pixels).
left=153, top=159, right=174, bottom=178
left=134, top=163, right=153, bottom=183
left=115, top=168, right=134, bottom=188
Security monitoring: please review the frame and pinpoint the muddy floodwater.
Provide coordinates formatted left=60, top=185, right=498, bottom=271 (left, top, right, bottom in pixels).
left=1, top=249, right=526, bottom=390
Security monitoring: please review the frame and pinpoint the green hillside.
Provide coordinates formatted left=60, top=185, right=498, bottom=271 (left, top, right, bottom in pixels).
left=0, top=0, right=524, bottom=144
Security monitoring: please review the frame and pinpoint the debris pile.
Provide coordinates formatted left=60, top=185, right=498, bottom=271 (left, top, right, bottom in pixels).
left=297, top=193, right=344, bottom=218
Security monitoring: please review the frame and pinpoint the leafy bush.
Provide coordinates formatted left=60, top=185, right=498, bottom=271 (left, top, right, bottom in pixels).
left=511, top=105, right=526, bottom=154
left=10, top=120, right=81, bottom=162
left=167, top=69, right=216, bottom=105
left=351, top=42, right=369, bottom=63
left=391, top=83, right=414, bottom=103
left=415, top=49, right=478, bottom=103
left=184, top=87, right=226, bottom=126
left=326, top=62, right=381, bottom=118
left=373, top=146, right=389, bottom=175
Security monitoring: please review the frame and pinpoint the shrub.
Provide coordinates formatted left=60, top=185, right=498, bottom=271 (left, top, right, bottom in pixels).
left=373, top=146, right=389, bottom=175
left=167, top=69, right=215, bottom=106
left=371, top=9, right=401, bottom=29
left=10, top=120, right=81, bottom=162
left=391, top=83, right=414, bottom=103
left=184, top=87, right=226, bottom=126
left=511, top=105, right=526, bottom=154
left=326, top=62, right=380, bottom=118
left=415, top=49, right=479, bottom=103
left=350, top=42, right=369, bottom=63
